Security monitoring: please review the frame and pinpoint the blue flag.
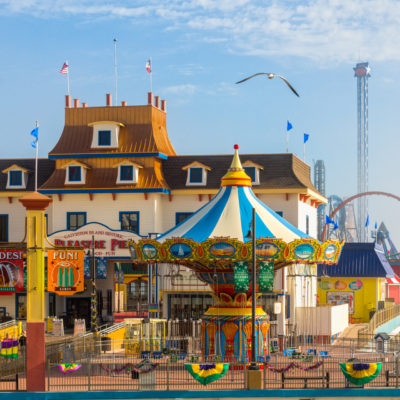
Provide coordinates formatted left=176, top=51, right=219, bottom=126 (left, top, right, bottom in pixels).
left=287, top=120, right=293, bottom=131
left=304, top=133, right=309, bottom=143
left=365, top=215, right=369, bottom=227
left=326, top=215, right=338, bottom=231
left=375, top=221, right=378, bottom=229
left=31, top=140, right=37, bottom=148
left=31, top=127, right=39, bottom=140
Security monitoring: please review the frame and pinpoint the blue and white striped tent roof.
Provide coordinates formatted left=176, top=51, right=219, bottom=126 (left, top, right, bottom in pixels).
left=159, top=146, right=311, bottom=244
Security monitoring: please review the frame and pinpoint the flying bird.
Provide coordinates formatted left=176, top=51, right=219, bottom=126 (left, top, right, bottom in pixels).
left=236, top=73, right=299, bottom=97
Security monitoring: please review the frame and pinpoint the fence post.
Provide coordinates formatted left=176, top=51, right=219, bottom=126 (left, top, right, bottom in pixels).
left=243, top=359, right=246, bottom=389
left=166, top=358, right=170, bottom=390
left=396, top=357, right=399, bottom=389
left=275, top=354, right=278, bottom=382
left=322, top=358, right=325, bottom=389
left=263, top=362, right=266, bottom=389
left=47, top=359, right=50, bottom=392
left=88, top=356, right=91, bottom=391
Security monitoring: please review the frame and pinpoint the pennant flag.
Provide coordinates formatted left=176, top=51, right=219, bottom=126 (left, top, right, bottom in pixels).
left=31, top=140, right=37, bottom=148
left=365, top=215, right=369, bottom=227
left=185, top=363, right=229, bottom=386
left=304, top=133, right=309, bottom=143
left=60, top=62, right=68, bottom=74
left=58, top=364, right=82, bottom=375
left=31, top=127, right=38, bottom=140
left=340, top=363, right=381, bottom=386
left=287, top=120, right=293, bottom=131
left=375, top=221, right=378, bottom=229
left=146, top=59, right=152, bottom=73
left=0, top=339, right=19, bottom=359
left=326, top=215, right=338, bottom=231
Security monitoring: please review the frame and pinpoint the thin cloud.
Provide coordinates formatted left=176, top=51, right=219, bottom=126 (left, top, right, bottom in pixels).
left=164, top=83, right=197, bottom=95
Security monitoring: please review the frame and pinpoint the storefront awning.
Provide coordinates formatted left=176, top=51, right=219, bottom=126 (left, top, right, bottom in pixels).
left=386, top=275, right=400, bottom=285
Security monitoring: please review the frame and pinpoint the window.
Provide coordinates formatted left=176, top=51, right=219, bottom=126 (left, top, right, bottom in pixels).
left=120, top=166, right=133, bottom=181
left=69, top=166, right=81, bottom=182
left=276, top=212, right=283, bottom=217
left=0, top=215, right=8, bottom=242
left=107, top=290, right=113, bottom=315
left=244, top=167, right=256, bottom=182
left=96, top=290, right=103, bottom=315
left=176, top=213, right=193, bottom=225
left=10, top=171, right=22, bottom=186
left=120, top=212, right=139, bottom=233
left=16, top=293, right=27, bottom=319
left=49, top=293, right=56, bottom=317
left=190, top=168, right=202, bottom=183
left=67, top=213, right=86, bottom=230
left=129, top=280, right=148, bottom=302
left=306, top=215, right=309, bottom=235
left=98, top=131, right=111, bottom=146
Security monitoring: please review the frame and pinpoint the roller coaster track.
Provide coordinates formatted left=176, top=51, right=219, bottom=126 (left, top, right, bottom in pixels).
left=322, top=191, right=400, bottom=242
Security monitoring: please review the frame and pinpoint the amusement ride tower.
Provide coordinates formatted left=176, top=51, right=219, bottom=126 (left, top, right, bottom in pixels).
left=354, top=62, right=371, bottom=242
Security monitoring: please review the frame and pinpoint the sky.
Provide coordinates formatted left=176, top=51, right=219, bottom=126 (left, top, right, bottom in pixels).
left=1, top=0, right=400, bottom=245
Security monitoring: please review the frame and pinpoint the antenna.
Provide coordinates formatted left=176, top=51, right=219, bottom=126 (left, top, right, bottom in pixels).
left=114, top=39, right=117, bottom=106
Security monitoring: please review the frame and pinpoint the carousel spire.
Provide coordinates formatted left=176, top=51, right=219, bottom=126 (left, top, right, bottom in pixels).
left=221, top=144, right=252, bottom=187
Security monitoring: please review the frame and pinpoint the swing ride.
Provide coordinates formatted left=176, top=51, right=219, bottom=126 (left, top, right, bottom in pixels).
left=128, top=145, right=344, bottom=362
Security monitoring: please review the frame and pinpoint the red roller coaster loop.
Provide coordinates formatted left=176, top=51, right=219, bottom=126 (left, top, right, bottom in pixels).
left=322, top=191, right=400, bottom=242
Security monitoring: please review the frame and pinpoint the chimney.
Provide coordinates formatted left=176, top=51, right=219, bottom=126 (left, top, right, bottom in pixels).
left=161, top=100, right=167, bottom=113
left=106, top=94, right=112, bottom=106
left=65, top=95, right=71, bottom=108
left=121, top=101, right=127, bottom=106
left=155, top=96, right=160, bottom=108
left=148, top=92, right=153, bottom=105
left=82, top=102, right=87, bottom=108
left=73, top=99, right=79, bottom=108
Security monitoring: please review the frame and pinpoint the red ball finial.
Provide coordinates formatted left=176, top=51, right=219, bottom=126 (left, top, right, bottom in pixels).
left=234, top=144, right=239, bottom=150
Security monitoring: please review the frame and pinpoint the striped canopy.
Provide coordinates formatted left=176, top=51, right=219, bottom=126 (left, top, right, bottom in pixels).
left=159, top=146, right=311, bottom=244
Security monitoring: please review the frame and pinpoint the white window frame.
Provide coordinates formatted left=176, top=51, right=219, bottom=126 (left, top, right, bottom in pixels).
left=88, top=121, right=124, bottom=150
left=5, top=168, right=28, bottom=190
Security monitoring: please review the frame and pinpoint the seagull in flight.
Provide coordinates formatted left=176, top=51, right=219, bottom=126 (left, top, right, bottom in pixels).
left=236, top=73, right=299, bottom=97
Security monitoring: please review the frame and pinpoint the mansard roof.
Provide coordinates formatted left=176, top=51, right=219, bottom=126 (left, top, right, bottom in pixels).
left=0, top=159, right=55, bottom=192
left=162, top=153, right=319, bottom=192
left=49, top=105, right=177, bottom=157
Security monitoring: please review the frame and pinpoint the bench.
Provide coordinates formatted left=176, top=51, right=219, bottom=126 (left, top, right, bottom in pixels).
left=281, top=371, right=330, bottom=389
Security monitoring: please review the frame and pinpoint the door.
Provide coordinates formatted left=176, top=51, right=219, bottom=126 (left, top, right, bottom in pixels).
left=66, top=298, right=91, bottom=329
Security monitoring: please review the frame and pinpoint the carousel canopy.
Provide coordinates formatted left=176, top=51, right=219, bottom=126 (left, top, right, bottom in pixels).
left=159, top=145, right=311, bottom=244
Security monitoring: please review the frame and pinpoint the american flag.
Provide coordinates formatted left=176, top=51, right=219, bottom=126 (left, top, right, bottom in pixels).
left=60, top=62, right=68, bottom=74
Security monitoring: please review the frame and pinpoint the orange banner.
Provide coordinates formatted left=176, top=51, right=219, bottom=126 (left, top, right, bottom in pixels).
left=47, top=250, right=84, bottom=296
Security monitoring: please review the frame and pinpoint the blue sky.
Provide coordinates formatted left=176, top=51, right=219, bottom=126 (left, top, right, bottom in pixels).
left=1, top=0, right=400, bottom=245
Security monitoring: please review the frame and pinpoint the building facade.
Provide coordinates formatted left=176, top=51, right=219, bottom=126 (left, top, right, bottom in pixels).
left=0, top=93, right=326, bottom=330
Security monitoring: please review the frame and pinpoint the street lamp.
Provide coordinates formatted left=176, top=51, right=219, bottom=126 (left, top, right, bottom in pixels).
left=245, top=207, right=258, bottom=370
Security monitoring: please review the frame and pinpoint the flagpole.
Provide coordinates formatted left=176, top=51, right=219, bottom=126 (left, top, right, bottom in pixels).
left=66, top=60, right=70, bottom=96
left=35, top=121, right=38, bottom=192
left=303, top=132, right=305, bottom=161
left=150, top=57, right=152, bottom=93
left=114, top=39, right=117, bottom=106
left=286, top=118, right=288, bottom=153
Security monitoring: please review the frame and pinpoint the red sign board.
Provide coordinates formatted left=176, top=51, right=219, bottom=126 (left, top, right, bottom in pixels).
left=0, top=250, right=24, bottom=295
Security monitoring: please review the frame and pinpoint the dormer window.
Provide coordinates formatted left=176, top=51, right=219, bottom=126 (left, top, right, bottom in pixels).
left=182, top=162, right=211, bottom=187
left=98, top=131, right=111, bottom=146
left=242, top=161, right=263, bottom=186
left=62, top=161, right=90, bottom=185
left=114, top=160, right=142, bottom=184
left=2, top=165, right=31, bottom=189
left=10, top=171, right=22, bottom=186
left=88, top=121, right=125, bottom=149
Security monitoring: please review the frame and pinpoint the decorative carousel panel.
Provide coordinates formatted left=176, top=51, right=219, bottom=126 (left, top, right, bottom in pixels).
left=319, top=240, right=343, bottom=263
left=288, top=239, right=321, bottom=262
left=200, top=238, right=244, bottom=261
left=252, top=238, right=287, bottom=260
left=162, top=238, right=200, bottom=261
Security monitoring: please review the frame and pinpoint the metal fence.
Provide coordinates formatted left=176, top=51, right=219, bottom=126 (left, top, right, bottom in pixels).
left=0, top=345, right=26, bottom=391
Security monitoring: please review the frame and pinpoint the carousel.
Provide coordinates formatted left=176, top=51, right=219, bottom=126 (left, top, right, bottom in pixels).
left=128, top=145, right=343, bottom=361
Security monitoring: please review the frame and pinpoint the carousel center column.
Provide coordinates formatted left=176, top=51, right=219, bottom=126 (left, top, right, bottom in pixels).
left=19, top=192, right=53, bottom=392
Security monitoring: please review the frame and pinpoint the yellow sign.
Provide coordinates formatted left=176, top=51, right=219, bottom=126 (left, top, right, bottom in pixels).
left=47, top=250, right=84, bottom=296
left=125, top=340, right=140, bottom=356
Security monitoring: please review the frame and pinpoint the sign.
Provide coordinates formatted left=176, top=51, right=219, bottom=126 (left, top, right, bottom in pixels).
left=334, top=280, right=348, bottom=290
left=47, top=250, right=84, bottom=295
left=84, top=257, right=91, bottom=279
left=327, top=291, right=354, bottom=313
left=49, top=222, right=142, bottom=258
left=0, top=250, right=24, bottom=295
left=74, top=319, right=86, bottom=336
left=234, top=262, right=249, bottom=293
left=259, top=261, right=274, bottom=293
left=148, top=303, right=158, bottom=312
left=319, top=281, right=333, bottom=290
left=52, top=319, right=64, bottom=337
left=46, top=318, right=54, bottom=333
left=115, top=271, right=124, bottom=284
left=349, top=279, right=363, bottom=291
left=274, top=301, right=282, bottom=314
left=96, top=257, right=107, bottom=279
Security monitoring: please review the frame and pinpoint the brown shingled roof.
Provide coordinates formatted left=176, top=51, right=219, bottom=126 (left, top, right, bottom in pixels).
left=162, top=153, right=319, bottom=192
